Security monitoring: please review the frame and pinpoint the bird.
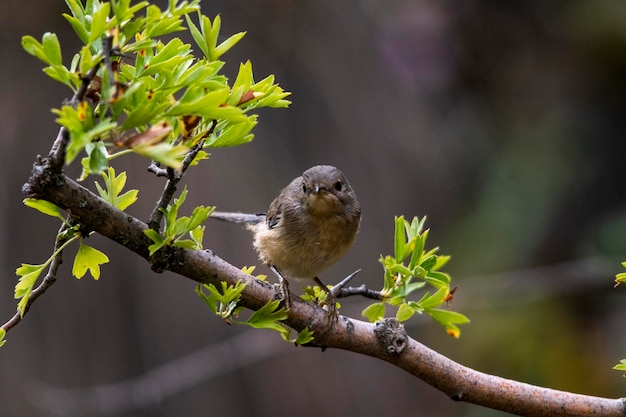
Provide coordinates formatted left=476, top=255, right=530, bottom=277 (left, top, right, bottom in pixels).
left=211, top=165, right=361, bottom=318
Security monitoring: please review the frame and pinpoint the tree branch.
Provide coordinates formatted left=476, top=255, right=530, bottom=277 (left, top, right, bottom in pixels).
left=2, top=223, right=68, bottom=332
left=19, top=156, right=626, bottom=417
left=147, top=119, right=217, bottom=230
left=49, top=64, right=101, bottom=169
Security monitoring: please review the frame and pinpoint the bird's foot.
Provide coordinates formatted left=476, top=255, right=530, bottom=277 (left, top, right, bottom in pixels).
left=314, top=277, right=339, bottom=327
left=270, top=265, right=292, bottom=310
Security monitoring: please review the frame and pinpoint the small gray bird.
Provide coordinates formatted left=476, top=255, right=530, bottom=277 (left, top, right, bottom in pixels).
left=211, top=165, right=361, bottom=314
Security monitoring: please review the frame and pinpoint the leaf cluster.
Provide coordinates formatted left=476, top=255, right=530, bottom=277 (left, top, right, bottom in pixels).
left=362, top=216, right=469, bottom=337
left=22, top=0, right=290, bottom=175
left=144, top=188, right=213, bottom=255
left=196, top=267, right=313, bottom=345
left=13, top=167, right=136, bottom=318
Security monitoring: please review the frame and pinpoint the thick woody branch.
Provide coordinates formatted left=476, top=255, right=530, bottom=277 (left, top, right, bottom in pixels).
left=21, top=157, right=626, bottom=417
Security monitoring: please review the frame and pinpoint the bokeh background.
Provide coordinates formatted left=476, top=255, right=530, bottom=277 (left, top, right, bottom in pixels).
left=2, top=1, right=626, bottom=416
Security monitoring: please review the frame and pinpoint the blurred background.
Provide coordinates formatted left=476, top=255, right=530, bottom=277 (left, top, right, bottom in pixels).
left=2, top=1, right=626, bottom=416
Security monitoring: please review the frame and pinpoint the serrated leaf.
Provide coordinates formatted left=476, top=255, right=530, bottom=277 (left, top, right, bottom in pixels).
left=195, top=284, right=217, bottom=313
left=14, top=263, right=46, bottom=316
left=144, top=229, right=166, bottom=255
left=115, top=190, right=139, bottom=211
left=72, top=242, right=110, bottom=279
left=293, top=327, right=314, bottom=345
left=246, top=300, right=288, bottom=331
left=95, top=167, right=138, bottom=210
left=232, top=60, right=254, bottom=91
left=14, top=264, right=45, bottom=298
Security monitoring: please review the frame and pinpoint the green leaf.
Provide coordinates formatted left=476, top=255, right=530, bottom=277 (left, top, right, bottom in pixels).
left=615, top=262, right=626, bottom=287
left=132, top=142, right=188, bottom=169
left=78, top=46, right=101, bottom=77
left=362, top=302, right=385, bottom=322
left=15, top=264, right=45, bottom=299
left=53, top=102, right=117, bottom=164
left=394, top=216, right=406, bottom=263
left=14, top=263, right=46, bottom=316
left=144, top=229, right=166, bottom=255
left=417, top=287, right=448, bottom=310
left=64, top=13, right=89, bottom=43
left=245, top=300, right=288, bottom=332
left=196, top=280, right=247, bottom=319
left=42, top=32, right=63, bottom=66
left=424, top=271, right=451, bottom=288
left=23, top=198, right=66, bottom=222
left=22, top=35, right=49, bottom=64
left=79, top=141, right=110, bottom=180
left=88, top=2, right=111, bottom=43
left=72, top=242, right=110, bottom=279
left=404, top=281, right=426, bottom=296
left=0, top=328, right=6, bottom=347
left=426, top=309, right=470, bottom=338
left=206, top=117, right=257, bottom=147
left=214, top=31, right=246, bottom=59
left=293, top=327, right=314, bottom=345
left=189, top=226, right=205, bottom=249
left=43, top=65, right=76, bottom=90
left=95, top=167, right=138, bottom=210
left=195, top=283, right=216, bottom=313
left=185, top=13, right=209, bottom=58
left=613, top=359, right=626, bottom=373
left=396, top=303, right=416, bottom=322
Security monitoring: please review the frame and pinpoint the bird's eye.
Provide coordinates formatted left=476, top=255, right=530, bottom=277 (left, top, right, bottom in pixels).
left=334, top=181, right=342, bottom=191
left=302, top=183, right=307, bottom=193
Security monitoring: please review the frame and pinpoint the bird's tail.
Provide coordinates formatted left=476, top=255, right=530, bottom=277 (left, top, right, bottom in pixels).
left=210, top=211, right=266, bottom=224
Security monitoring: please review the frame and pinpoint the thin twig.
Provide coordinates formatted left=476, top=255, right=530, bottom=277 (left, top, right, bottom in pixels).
left=49, top=63, right=101, bottom=169
left=101, top=35, right=116, bottom=119
left=147, top=119, right=217, bottom=231
left=330, top=268, right=383, bottom=300
left=1, top=223, right=69, bottom=332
